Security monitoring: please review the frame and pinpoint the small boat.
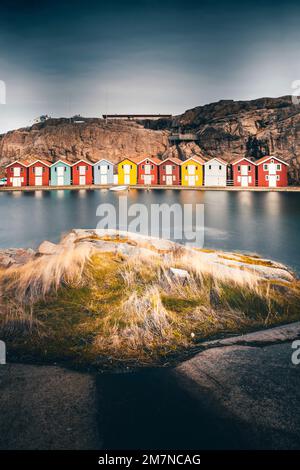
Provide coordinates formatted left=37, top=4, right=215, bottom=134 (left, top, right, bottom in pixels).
left=109, top=185, right=128, bottom=192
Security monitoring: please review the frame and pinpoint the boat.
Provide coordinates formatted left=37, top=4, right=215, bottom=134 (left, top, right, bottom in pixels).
left=109, top=185, right=128, bottom=192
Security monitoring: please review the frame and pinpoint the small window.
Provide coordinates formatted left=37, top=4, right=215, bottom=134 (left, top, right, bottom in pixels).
left=122, top=165, right=124, bottom=169
left=271, top=159, right=274, bottom=163
left=238, top=165, right=241, bottom=172
left=277, top=164, right=281, bottom=171
left=219, top=165, right=221, bottom=170
left=185, top=166, right=188, bottom=170
left=209, top=165, right=211, bottom=170
left=64, top=167, right=66, bottom=172
left=77, top=166, right=79, bottom=171
left=107, top=165, right=109, bottom=170
left=195, top=166, right=198, bottom=170
left=163, top=165, right=165, bottom=170
left=248, top=166, right=251, bottom=171
left=265, top=175, right=269, bottom=181
left=172, top=165, right=175, bottom=170
left=130, top=165, right=132, bottom=169
left=142, top=165, right=144, bottom=169
left=276, top=175, right=280, bottom=180
left=55, top=167, right=57, bottom=172
left=21, top=168, right=23, bottom=173
left=263, top=164, right=268, bottom=171
left=151, top=165, right=154, bottom=170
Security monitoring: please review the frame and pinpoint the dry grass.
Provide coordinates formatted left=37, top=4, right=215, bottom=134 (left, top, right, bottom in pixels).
left=0, top=240, right=300, bottom=369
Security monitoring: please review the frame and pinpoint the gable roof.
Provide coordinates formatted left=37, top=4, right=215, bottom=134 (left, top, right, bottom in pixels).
left=181, top=156, right=205, bottom=165
left=231, top=157, right=256, bottom=166
left=204, top=157, right=228, bottom=166
left=93, top=159, right=114, bottom=166
left=71, top=159, right=93, bottom=166
left=158, top=157, right=182, bottom=166
left=27, top=159, right=52, bottom=167
left=136, top=156, right=161, bottom=165
left=255, top=155, right=289, bottom=166
left=5, top=160, right=31, bottom=168
left=118, top=157, right=140, bottom=165
left=50, top=158, right=72, bottom=167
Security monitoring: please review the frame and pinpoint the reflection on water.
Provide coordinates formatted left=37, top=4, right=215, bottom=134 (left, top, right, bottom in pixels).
left=0, top=189, right=299, bottom=273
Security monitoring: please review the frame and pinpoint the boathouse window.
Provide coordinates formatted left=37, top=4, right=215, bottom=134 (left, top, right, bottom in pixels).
left=151, top=165, right=154, bottom=169
left=219, top=166, right=222, bottom=170
left=248, top=166, right=251, bottom=171
left=172, top=166, right=175, bottom=170
left=142, top=165, right=144, bottom=169
left=163, top=166, right=165, bottom=170
left=209, top=165, right=211, bottom=170
left=266, top=175, right=269, bottom=181
left=107, top=165, right=109, bottom=170
left=276, top=175, right=280, bottom=180
left=277, top=164, right=281, bottom=171
left=263, top=164, right=268, bottom=171
left=238, top=166, right=240, bottom=172
left=185, top=166, right=188, bottom=170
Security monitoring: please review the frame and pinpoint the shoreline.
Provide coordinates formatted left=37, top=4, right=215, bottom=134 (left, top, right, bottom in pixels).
left=1, top=184, right=300, bottom=192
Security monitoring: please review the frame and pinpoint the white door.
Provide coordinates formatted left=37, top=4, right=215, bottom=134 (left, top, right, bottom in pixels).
left=144, top=164, right=151, bottom=175
left=35, top=176, right=42, bottom=186
left=144, top=175, right=152, bottom=184
left=12, top=177, right=21, bottom=187
left=188, top=175, right=196, bottom=186
left=188, top=165, right=195, bottom=175
left=79, top=166, right=86, bottom=175
left=269, top=175, right=277, bottom=187
left=100, top=174, right=108, bottom=184
left=124, top=164, right=130, bottom=174
left=79, top=175, right=86, bottom=185
left=165, top=165, right=172, bottom=175
left=166, top=175, right=173, bottom=185
left=269, top=163, right=276, bottom=175
left=124, top=174, right=130, bottom=184
left=241, top=176, right=248, bottom=187
left=57, top=167, right=64, bottom=186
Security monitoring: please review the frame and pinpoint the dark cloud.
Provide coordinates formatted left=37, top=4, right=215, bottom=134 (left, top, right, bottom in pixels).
left=0, top=0, right=299, bottom=132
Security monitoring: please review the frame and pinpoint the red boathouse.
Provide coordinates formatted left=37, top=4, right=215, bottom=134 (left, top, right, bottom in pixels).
left=231, top=157, right=256, bottom=187
left=71, top=160, right=93, bottom=185
left=5, top=160, right=29, bottom=187
left=137, top=157, right=160, bottom=185
left=28, top=159, right=51, bottom=186
left=159, top=158, right=181, bottom=185
left=256, top=156, right=288, bottom=188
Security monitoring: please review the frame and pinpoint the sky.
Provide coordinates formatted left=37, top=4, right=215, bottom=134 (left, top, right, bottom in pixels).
left=0, top=0, right=299, bottom=133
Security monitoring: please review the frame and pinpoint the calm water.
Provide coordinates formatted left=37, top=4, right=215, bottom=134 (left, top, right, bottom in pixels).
left=0, top=189, right=299, bottom=273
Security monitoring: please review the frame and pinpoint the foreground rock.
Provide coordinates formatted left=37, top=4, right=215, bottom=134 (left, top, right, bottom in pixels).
left=0, top=364, right=101, bottom=450
left=1, top=323, right=300, bottom=449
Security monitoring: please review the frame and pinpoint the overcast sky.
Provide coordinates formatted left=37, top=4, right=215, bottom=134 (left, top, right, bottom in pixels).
left=0, top=0, right=299, bottom=133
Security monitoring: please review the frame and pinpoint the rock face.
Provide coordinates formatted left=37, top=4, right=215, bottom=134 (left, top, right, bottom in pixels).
left=0, top=118, right=169, bottom=166
left=173, top=96, right=300, bottom=183
left=0, top=96, right=300, bottom=182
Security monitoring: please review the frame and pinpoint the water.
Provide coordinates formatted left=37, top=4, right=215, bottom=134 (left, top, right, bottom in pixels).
left=0, top=189, right=299, bottom=273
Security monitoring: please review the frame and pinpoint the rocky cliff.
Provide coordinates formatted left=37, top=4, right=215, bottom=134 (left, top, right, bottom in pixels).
left=0, top=95, right=299, bottom=182
left=0, top=118, right=169, bottom=166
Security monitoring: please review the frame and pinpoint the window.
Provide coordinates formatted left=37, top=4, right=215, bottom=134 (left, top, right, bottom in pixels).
left=185, top=166, right=188, bottom=170
left=277, top=164, right=281, bottom=171
left=64, top=167, right=66, bottom=172
left=20, top=168, right=23, bottom=173
left=276, top=175, right=280, bottom=180
left=265, top=175, right=269, bottom=181
left=238, top=166, right=241, bottom=172
left=98, top=166, right=100, bottom=170
left=248, top=166, right=251, bottom=171
left=107, top=165, right=109, bottom=170
left=142, top=165, right=144, bottom=169
left=195, top=166, right=198, bottom=170
left=151, top=165, right=154, bottom=170
left=271, top=159, right=274, bottom=163
left=209, top=165, right=211, bottom=170
left=219, top=166, right=222, bottom=170
left=263, top=164, right=268, bottom=171
left=172, top=166, right=175, bottom=170
left=55, top=167, right=57, bottom=172
left=163, top=165, right=165, bottom=170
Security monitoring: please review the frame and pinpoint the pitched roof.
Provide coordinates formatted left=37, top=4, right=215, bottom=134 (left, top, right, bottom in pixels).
left=158, top=157, right=182, bottom=165
left=71, top=159, right=93, bottom=166
left=255, top=155, right=289, bottom=166
left=27, top=159, right=52, bottom=167
left=136, top=156, right=161, bottom=165
left=204, top=157, right=228, bottom=166
left=231, top=157, right=256, bottom=166
left=93, top=159, right=114, bottom=165
left=50, top=158, right=72, bottom=166
left=5, top=160, right=31, bottom=168
left=181, top=156, right=205, bottom=165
